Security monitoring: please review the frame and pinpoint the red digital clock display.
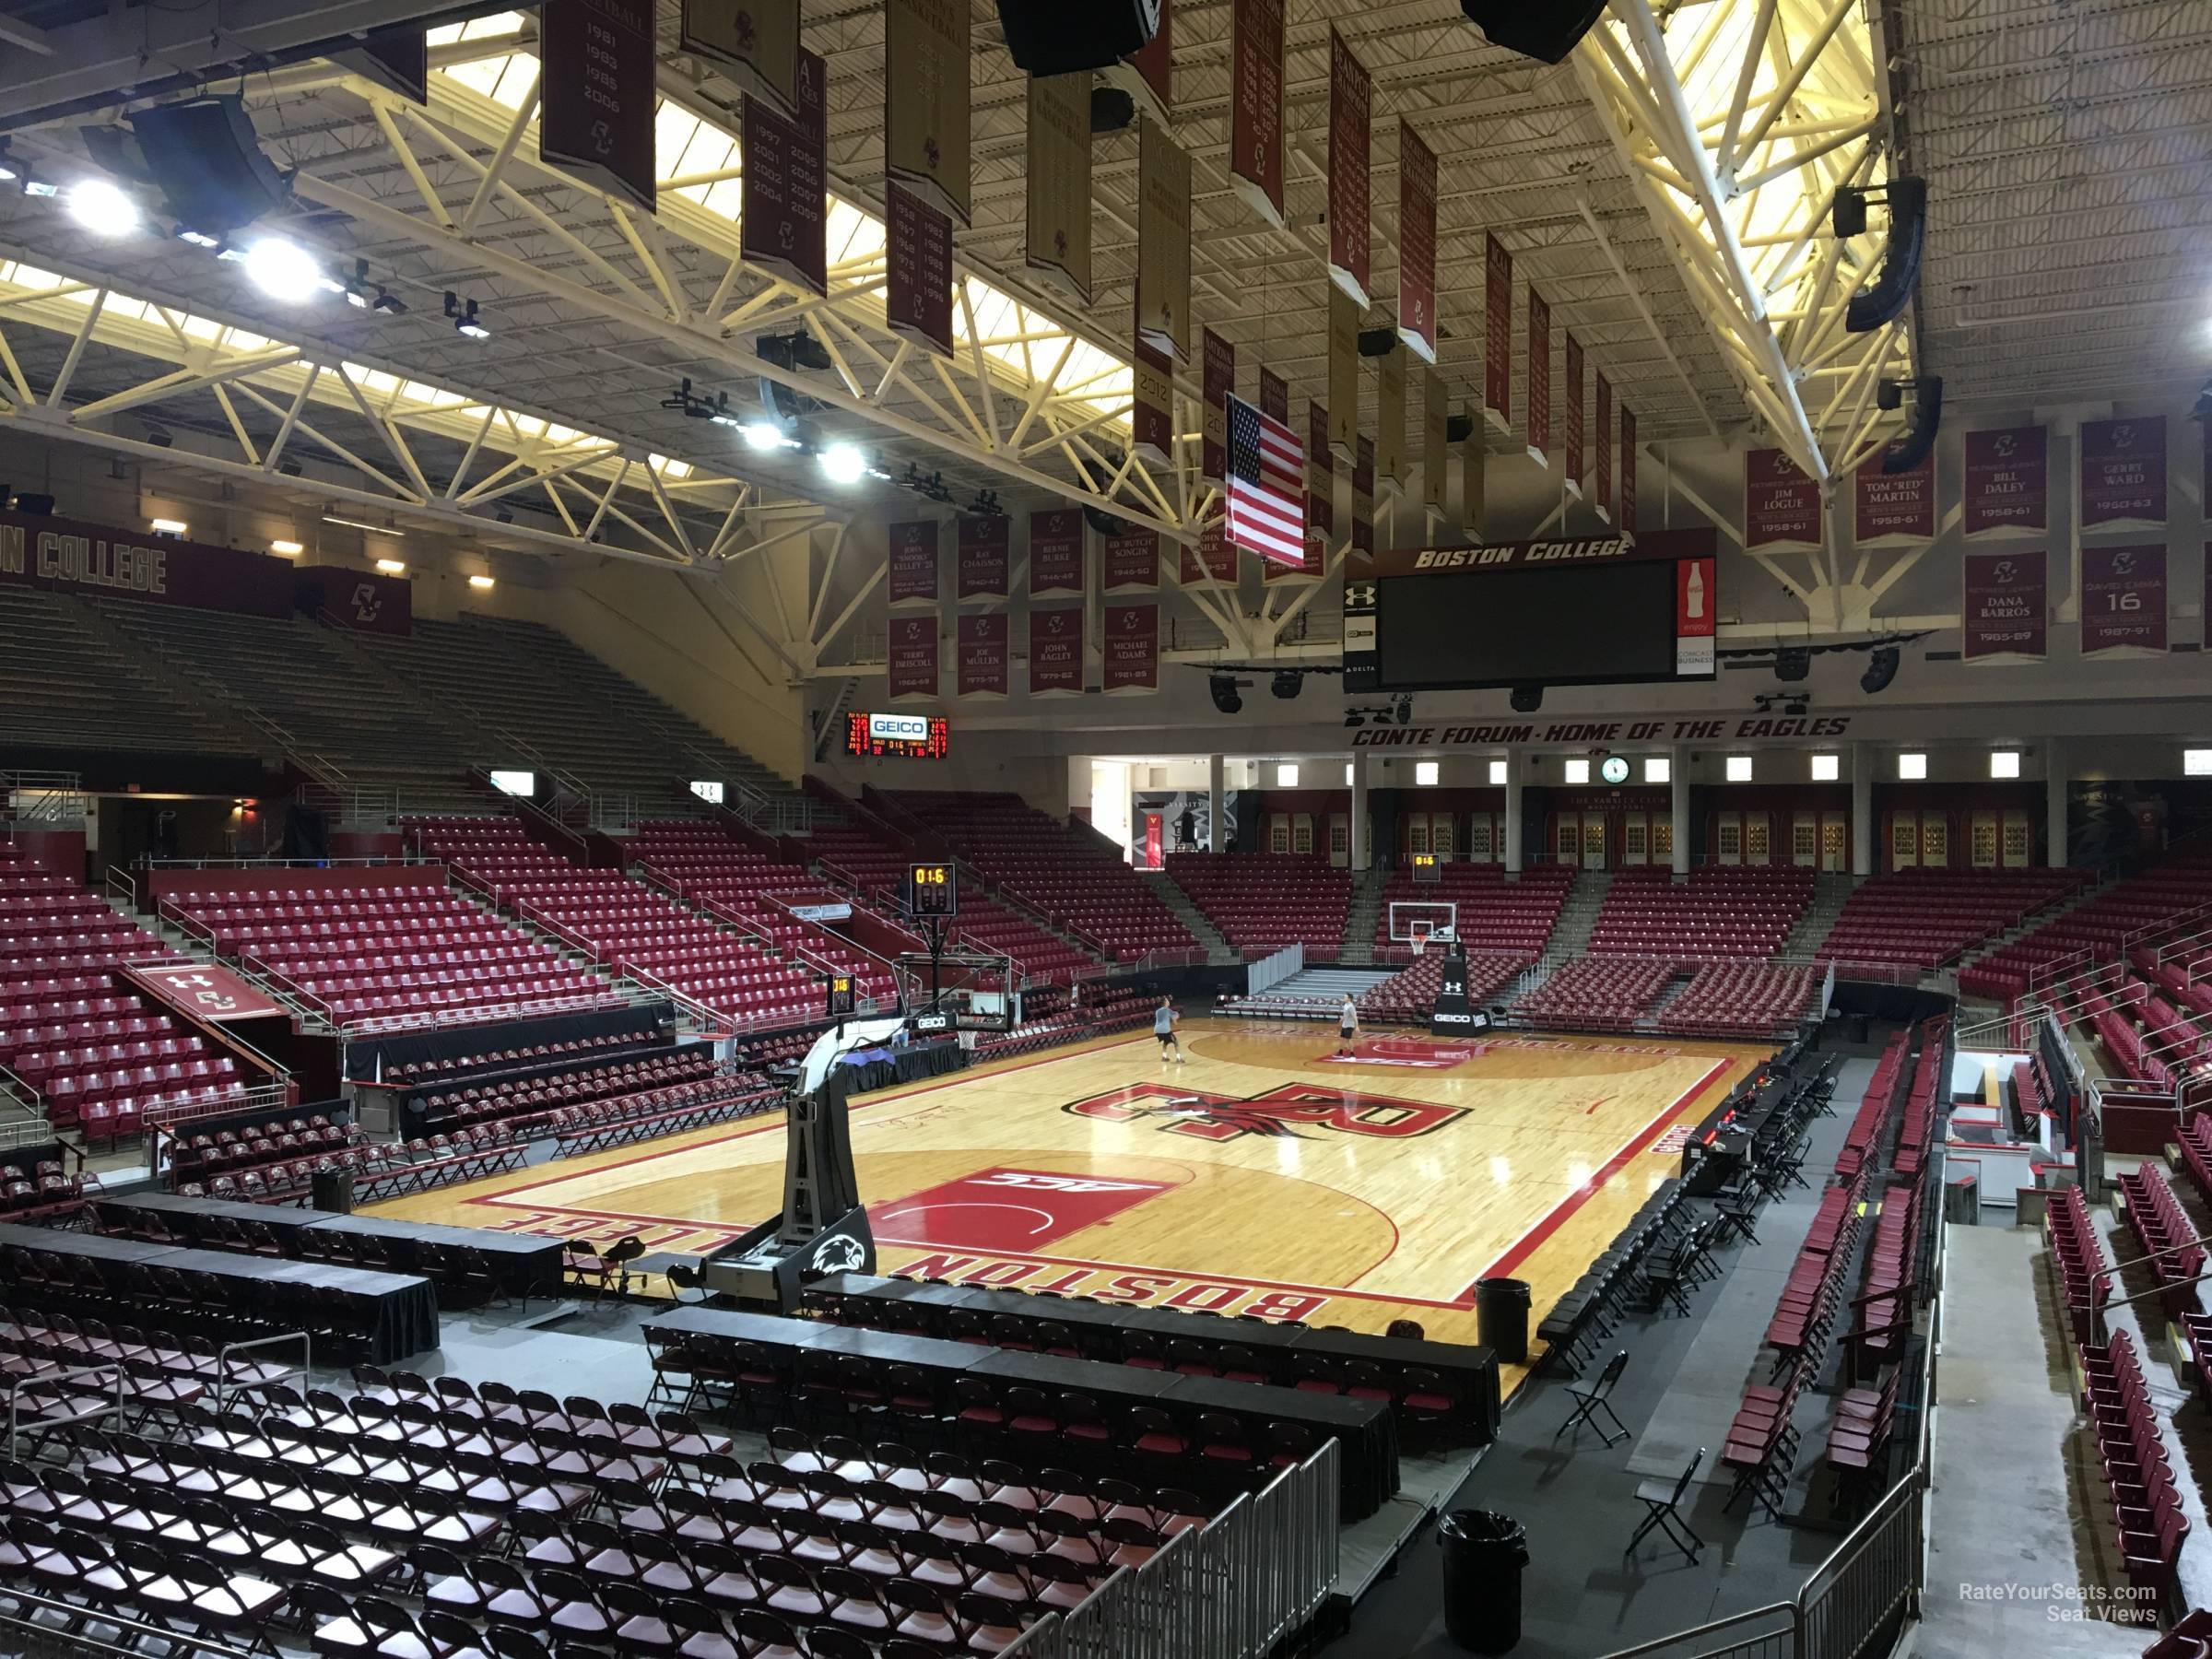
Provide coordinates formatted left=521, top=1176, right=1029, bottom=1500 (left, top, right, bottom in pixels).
left=846, top=712, right=950, bottom=759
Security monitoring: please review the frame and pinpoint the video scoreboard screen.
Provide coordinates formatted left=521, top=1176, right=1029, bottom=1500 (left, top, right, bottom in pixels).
left=1344, top=531, right=1718, bottom=693
left=847, top=712, right=950, bottom=759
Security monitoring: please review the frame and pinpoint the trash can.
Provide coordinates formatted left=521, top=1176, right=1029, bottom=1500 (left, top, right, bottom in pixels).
left=1439, top=1508, right=1529, bottom=1652
left=1476, top=1277, right=1531, bottom=1363
left=311, top=1162, right=355, bottom=1215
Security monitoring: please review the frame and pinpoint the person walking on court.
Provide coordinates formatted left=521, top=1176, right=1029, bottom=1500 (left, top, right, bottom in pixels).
left=1155, top=996, right=1184, bottom=1064
left=1337, top=993, right=1360, bottom=1057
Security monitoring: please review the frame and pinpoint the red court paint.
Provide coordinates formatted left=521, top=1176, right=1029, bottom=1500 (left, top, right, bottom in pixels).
left=1314, top=1035, right=1487, bottom=1069
left=869, top=1167, right=1174, bottom=1250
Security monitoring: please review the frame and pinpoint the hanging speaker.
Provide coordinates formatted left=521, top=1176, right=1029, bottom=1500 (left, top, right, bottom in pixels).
left=1459, top=0, right=1609, bottom=64
left=1845, top=177, right=1925, bottom=334
left=127, top=95, right=289, bottom=236
left=997, top=0, right=1161, bottom=76
left=1882, top=377, right=1943, bottom=475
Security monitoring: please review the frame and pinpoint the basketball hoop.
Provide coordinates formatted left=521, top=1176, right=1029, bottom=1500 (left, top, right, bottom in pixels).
left=1409, top=920, right=1432, bottom=956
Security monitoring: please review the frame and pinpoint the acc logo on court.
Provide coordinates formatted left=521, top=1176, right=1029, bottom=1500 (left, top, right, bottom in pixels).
left=1063, top=1082, right=1468, bottom=1143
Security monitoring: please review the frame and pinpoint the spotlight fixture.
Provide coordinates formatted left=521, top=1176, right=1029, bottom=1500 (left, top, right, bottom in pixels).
left=664, top=377, right=739, bottom=425
left=1272, top=670, right=1302, bottom=701
left=1344, top=709, right=1367, bottom=729
left=1209, top=674, right=1244, bottom=716
left=739, top=420, right=799, bottom=452
left=20, top=175, right=57, bottom=199
left=173, top=224, right=222, bottom=249
left=967, top=489, right=1005, bottom=519
left=1510, top=685, right=1544, bottom=713
left=1861, top=645, right=1900, bottom=696
left=371, top=288, right=405, bottom=316
left=818, top=443, right=867, bottom=485
left=342, top=258, right=372, bottom=308
left=444, top=291, right=490, bottom=339
left=65, top=177, right=140, bottom=237
left=269, top=539, right=303, bottom=556
left=1774, top=646, right=1810, bottom=683
left=241, top=236, right=324, bottom=303
left=148, top=517, right=188, bottom=537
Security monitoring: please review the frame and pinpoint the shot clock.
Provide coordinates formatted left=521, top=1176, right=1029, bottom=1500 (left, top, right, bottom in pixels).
left=825, top=973, right=856, bottom=1019
left=906, top=862, right=959, bottom=918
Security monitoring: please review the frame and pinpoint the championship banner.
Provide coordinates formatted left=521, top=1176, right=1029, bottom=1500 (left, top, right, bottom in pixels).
left=681, top=0, right=798, bottom=117
left=1562, top=332, right=1585, bottom=500
left=1029, top=509, right=1084, bottom=594
left=888, top=520, right=940, bottom=605
left=2080, top=544, right=2168, bottom=656
left=1229, top=0, right=1285, bottom=228
left=1422, top=366, right=1447, bottom=513
left=1132, top=336, right=1174, bottom=466
left=1746, top=448, right=1820, bottom=549
left=2079, top=416, right=2166, bottom=528
left=1307, top=402, right=1335, bottom=554
left=1397, top=120, right=1438, bottom=364
left=1102, top=602, right=1159, bottom=693
left=1483, top=233, right=1512, bottom=433
left=1620, top=406, right=1638, bottom=537
left=1028, top=604, right=1082, bottom=695
left=1181, top=522, right=1238, bottom=586
left=1524, top=288, right=1551, bottom=469
left=1136, top=117, right=1193, bottom=364
left=1265, top=541, right=1314, bottom=582
left=1353, top=435, right=1376, bottom=558
left=1201, top=329, right=1234, bottom=484
left=540, top=0, right=657, bottom=214
left=957, top=611, right=1008, bottom=697
left=884, top=0, right=970, bottom=226
left=885, top=185, right=954, bottom=358
left=956, top=515, right=1009, bottom=599
left=1853, top=440, right=1935, bottom=544
left=1102, top=529, right=1159, bottom=590
left=1594, top=373, right=1613, bottom=524
left=739, top=46, right=827, bottom=297
left=1962, top=425, right=2046, bottom=536
left=888, top=613, right=940, bottom=700
left=1376, top=345, right=1406, bottom=497
left=1962, top=549, right=2047, bottom=661
left=1259, top=367, right=1288, bottom=423
left=1327, top=285, right=1359, bottom=462
left=1325, top=29, right=1371, bottom=306
left=0, top=511, right=293, bottom=618
left=1103, top=0, right=1171, bottom=129
left=1025, top=72, right=1092, bottom=303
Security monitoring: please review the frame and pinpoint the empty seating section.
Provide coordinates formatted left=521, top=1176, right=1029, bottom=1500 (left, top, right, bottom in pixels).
left=1512, top=958, right=1675, bottom=1030
left=0, top=584, right=248, bottom=757
left=1959, top=849, right=2212, bottom=1005
left=410, top=1047, right=721, bottom=1133
left=972, top=984, right=1156, bottom=1061
left=159, top=878, right=620, bottom=1033
left=404, top=817, right=577, bottom=901
left=2134, top=945, right=2212, bottom=1024
left=892, top=792, right=1198, bottom=962
left=1654, top=962, right=1817, bottom=1037
left=2116, top=1164, right=2204, bottom=1320
left=1835, top=1032, right=1910, bottom=1181
left=1161, top=853, right=1349, bottom=958
left=2076, top=976, right=2212, bottom=1089
left=1, top=848, right=258, bottom=1135
left=2044, top=1186, right=2112, bottom=1343
left=1371, top=864, right=1574, bottom=964
left=1817, top=867, right=2086, bottom=971
left=1588, top=867, right=1815, bottom=959
left=0, top=1147, right=100, bottom=1223
left=1359, top=950, right=1528, bottom=1023
left=170, top=1112, right=359, bottom=1199
left=2080, top=1329, right=2191, bottom=1609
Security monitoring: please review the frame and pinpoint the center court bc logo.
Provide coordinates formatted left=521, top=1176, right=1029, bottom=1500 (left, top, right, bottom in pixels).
left=1064, top=1082, right=1467, bottom=1143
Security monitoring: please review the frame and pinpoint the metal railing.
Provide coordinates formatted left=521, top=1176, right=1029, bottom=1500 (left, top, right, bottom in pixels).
left=6, top=1362, right=128, bottom=1457
left=2, top=771, right=88, bottom=827
left=0, top=1589, right=255, bottom=1658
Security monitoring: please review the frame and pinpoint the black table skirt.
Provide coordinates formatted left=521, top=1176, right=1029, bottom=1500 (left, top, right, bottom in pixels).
left=647, top=1305, right=1397, bottom=1519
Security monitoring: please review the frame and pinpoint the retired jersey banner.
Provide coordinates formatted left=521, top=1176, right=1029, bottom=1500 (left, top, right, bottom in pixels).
left=1562, top=332, right=1585, bottom=501
left=1102, top=530, right=1159, bottom=591
left=1397, top=120, right=1438, bottom=364
left=1025, top=72, right=1092, bottom=303
left=884, top=0, right=969, bottom=226
left=681, top=0, right=798, bottom=118
left=957, top=611, right=1008, bottom=697
left=1594, top=373, right=1614, bottom=524
left=956, top=516, right=1009, bottom=599
left=1102, top=602, right=1159, bottom=693
left=1353, top=435, right=1376, bottom=558
left=888, top=613, right=939, bottom=700
left=1230, top=0, right=1285, bottom=228
left=1962, top=425, right=2046, bottom=536
left=885, top=185, right=954, bottom=358
left=1181, top=522, right=1238, bottom=586
left=2080, top=544, right=2168, bottom=656
left=1132, top=336, right=1174, bottom=466
left=2079, top=416, right=2166, bottom=528
left=1307, top=402, right=1335, bottom=550
left=1201, top=329, right=1234, bottom=484
left=1376, top=345, right=1406, bottom=497
left=739, top=46, right=827, bottom=297
left=541, top=0, right=657, bottom=214
left=1326, top=29, right=1371, bottom=307
left=1853, top=441, right=1935, bottom=544
left=1104, top=0, right=1171, bottom=128
left=1620, top=406, right=1637, bottom=536
left=888, top=521, right=940, bottom=606
left=1483, top=233, right=1512, bottom=433
left=1327, top=285, right=1359, bottom=463
left=1136, top=118, right=1193, bottom=363
left=1422, top=366, right=1448, bottom=512
left=1029, top=509, right=1084, bottom=594
left=1524, top=289, right=1551, bottom=469
left=1028, top=604, right=1082, bottom=695
left=1962, top=549, right=2047, bottom=661
left=1258, top=366, right=1288, bottom=423
left=1746, top=448, right=1821, bottom=548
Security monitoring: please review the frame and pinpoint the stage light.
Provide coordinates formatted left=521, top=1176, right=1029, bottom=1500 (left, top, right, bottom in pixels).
left=269, top=539, right=303, bottom=557
left=65, top=178, right=140, bottom=237
left=1510, top=685, right=1543, bottom=713
left=373, top=558, right=406, bottom=574
left=241, top=237, right=324, bottom=303
left=1862, top=645, right=1900, bottom=695
left=1345, top=710, right=1366, bottom=729
left=148, top=517, right=188, bottom=536
left=1272, top=670, right=1302, bottom=700
left=468, top=573, right=496, bottom=590
left=445, top=291, right=490, bottom=338
left=819, top=444, right=867, bottom=484
left=371, top=288, right=406, bottom=316
left=740, top=420, right=797, bottom=452
left=1208, top=674, right=1242, bottom=715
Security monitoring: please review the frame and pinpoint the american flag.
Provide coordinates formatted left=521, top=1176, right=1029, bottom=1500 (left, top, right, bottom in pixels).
left=1223, top=394, right=1307, bottom=567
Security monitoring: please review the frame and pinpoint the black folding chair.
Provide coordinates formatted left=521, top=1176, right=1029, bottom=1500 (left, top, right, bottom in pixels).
left=1627, top=1448, right=1705, bottom=1565
left=1554, top=1350, right=1631, bottom=1447
left=1714, top=1191, right=1761, bottom=1246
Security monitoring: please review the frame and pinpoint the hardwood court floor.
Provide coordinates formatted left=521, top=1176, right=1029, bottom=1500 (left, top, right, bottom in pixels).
left=367, top=1021, right=1769, bottom=1384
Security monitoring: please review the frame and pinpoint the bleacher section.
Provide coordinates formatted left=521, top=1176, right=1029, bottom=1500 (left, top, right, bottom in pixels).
left=1959, top=849, right=2212, bottom=1005
left=1512, top=959, right=1676, bottom=1030
left=1359, top=950, right=1530, bottom=1023
left=1654, top=962, right=1818, bottom=1037
left=1162, top=853, right=1349, bottom=959
left=1371, top=863, right=1573, bottom=965
left=1588, top=866, right=1816, bottom=958
left=2078, top=1328, right=2191, bottom=1608
left=0, top=585, right=250, bottom=759
left=1816, top=866, right=2087, bottom=971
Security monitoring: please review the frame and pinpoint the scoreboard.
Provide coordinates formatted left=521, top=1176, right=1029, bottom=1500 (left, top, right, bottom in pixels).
left=847, top=711, right=950, bottom=759
left=1344, top=530, right=1718, bottom=693
left=906, top=861, right=959, bottom=918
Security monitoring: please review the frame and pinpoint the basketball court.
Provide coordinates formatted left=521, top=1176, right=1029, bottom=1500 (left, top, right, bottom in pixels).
left=361, top=1017, right=1769, bottom=1390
